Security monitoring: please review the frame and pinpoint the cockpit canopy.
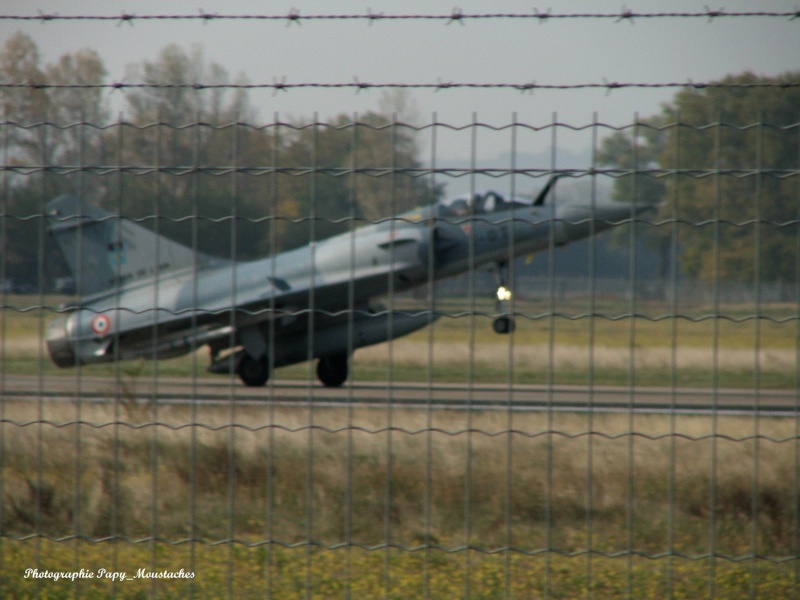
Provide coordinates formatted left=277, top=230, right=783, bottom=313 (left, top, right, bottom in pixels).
left=436, top=190, right=534, bottom=217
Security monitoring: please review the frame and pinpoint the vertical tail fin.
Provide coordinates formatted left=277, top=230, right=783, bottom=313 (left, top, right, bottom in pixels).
left=532, top=174, right=564, bottom=207
left=47, top=195, right=212, bottom=297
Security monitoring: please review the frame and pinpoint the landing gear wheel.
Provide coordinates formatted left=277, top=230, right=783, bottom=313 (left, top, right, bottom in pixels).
left=492, top=316, right=516, bottom=335
left=493, top=261, right=516, bottom=336
left=238, top=353, right=270, bottom=387
left=317, top=354, right=349, bottom=388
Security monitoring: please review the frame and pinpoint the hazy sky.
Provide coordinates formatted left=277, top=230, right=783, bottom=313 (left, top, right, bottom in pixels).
left=2, top=0, right=799, bottom=162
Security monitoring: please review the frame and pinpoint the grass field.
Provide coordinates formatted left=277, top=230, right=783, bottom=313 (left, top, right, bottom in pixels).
left=1, top=293, right=798, bottom=597
left=0, top=401, right=798, bottom=598
left=1, top=293, right=798, bottom=389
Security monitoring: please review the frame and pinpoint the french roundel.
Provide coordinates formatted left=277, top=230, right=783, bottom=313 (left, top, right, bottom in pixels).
left=91, top=314, right=112, bottom=336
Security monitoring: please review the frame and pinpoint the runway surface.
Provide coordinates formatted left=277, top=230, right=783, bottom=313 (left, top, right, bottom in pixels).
left=1, top=374, right=797, bottom=415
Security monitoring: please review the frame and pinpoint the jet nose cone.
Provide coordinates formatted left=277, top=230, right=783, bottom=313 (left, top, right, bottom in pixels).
left=558, top=200, right=657, bottom=242
left=46, top=315, right=77, bottom=368
left=595, top=201, right=639, bottom=224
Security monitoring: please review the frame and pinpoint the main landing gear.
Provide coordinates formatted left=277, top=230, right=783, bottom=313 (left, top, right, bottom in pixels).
left=492, top=261, right=516, bottom=335
left=236, top=351, right=350, bottom=388
left=238, top=353, right=270, bottom=387
left=316, top=353, right=349, bottom=388
left=230, top=324, right=350, bottom=388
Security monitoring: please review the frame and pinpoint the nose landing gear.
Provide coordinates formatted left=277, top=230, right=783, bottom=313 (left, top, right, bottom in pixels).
left=492, top=262, right=515, bottom=335
left=493, top=314, right=516, bottom=335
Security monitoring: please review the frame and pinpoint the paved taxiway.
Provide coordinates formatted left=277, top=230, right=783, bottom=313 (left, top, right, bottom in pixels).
left=0, top=375, right=797, bottom=415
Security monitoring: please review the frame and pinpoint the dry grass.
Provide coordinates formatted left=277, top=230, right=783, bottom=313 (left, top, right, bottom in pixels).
left=2, top=398, right=798, bottom=597
left=5, top=334, right=797, bottom=377
left=357, top=339, right=798, bottom=372
left=2, top=400, right=797, bottom=561
left=2, top=298, right=797, bottom=593
left=5, top=296, right=796, bottom=379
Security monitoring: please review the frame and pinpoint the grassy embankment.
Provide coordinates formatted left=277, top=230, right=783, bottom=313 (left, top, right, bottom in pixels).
left=1, top=294, right=798, bottom=597
left=1, top=294, right=798, bottom=388
left=0, top=402, right=798, bottom=598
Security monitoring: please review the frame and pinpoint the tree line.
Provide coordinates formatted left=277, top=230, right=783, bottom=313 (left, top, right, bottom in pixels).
left=0, top=32, right=438, bottom=285
left=598, top=71, right=800, bottom=285
left=1, top=30, right=798, bottom=288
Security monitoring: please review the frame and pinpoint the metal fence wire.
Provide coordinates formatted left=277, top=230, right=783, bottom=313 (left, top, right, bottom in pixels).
left=1, top=9, right=800, bottom=600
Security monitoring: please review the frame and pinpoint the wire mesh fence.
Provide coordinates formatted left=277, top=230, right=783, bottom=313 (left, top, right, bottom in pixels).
left=1, top=7, right=800, bottom=599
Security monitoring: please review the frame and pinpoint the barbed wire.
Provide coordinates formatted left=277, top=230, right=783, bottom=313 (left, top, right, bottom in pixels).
left=3, top=79, right=799, bottom=94
left=2, top=9, right=799, bottom=25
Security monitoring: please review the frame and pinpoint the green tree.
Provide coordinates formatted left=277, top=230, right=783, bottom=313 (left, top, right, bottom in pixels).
left=124, top=43, right=251, bottom=125
left=597, top=114, right=669, bottom=205
left=599, top=71, right=800, bottom=284
left=274, top=94, right=439, bottom=250
left=118, top=46, right=439, bottom=260
left=1, top=37, right=439, bottom=284
left=596, top=115, right=672, bottom=285
left=0, top=31, right=49, bottom=160
left=0, top=32, right=108, bottom=193
left=661, top=71, right=800, bottom=284
left=0, top=32, right=109, bottom=286
left=119, top=44, right=272, bottom=259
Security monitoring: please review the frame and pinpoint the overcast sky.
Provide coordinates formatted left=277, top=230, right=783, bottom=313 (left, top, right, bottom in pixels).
left=2, top=0, right=799, bottom=164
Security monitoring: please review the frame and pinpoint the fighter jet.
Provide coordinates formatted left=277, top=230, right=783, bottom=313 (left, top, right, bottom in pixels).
left=46, top=176, right=642, bottom=387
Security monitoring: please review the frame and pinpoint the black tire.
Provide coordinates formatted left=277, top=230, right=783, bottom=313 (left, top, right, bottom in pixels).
left=492, top=316, right=516, bottom=335
left=238, top=353, right=270, bottom=387
left=317, top=354, right=349, bottom=388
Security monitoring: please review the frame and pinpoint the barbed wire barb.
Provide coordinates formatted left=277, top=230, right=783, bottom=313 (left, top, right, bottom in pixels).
left=617, top=5, right=635, bottom=24
left=197, top=8, right=218, bottom=23
left=365, top=7, right=384, bottom=24
left=286, top=7, right=301, bottom=26
left=447, top=7, right=465, bottom=26
left=533, top=7, right=552, bottom=24
left=116, top=11, right=135, bottom=27
left=2, top=10, right=800, bottom=23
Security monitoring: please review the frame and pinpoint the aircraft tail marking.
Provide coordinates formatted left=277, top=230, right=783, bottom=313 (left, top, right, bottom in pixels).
left=47, top=195, right=212, bottom=297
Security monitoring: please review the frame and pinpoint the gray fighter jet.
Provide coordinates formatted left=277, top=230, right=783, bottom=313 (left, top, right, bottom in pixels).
left=46, top=176, right=642, bottom=387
